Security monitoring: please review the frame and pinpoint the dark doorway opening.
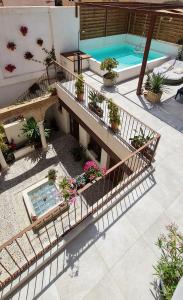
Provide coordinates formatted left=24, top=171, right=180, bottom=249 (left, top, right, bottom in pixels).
left=70, top=116, right=79, bottom=142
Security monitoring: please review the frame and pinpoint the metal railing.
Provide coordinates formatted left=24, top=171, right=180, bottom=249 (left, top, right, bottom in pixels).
left=15, top=72, right=50, bottom=104
left=53, top=60, right=160, bottom=159
left=0, top=61, right=160, bottom=290
left=0, top=140, right=157, bottom=289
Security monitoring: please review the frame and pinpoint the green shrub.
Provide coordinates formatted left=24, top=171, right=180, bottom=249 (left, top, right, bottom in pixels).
left=154, top=224, right=183, bottom=300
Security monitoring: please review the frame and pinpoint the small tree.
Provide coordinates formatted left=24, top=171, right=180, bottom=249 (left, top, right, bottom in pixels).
left=107, top=99, right=120, bottom=130
left=100, top=58, right=119, bottom=81
left=75, top=74, right=84, bottom=101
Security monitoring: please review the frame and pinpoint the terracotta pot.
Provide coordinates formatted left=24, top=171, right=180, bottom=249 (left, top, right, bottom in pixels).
left=76, top=93, right=84, bottom=102
left=146, top=91, right=162, bottom=103
left=111, top=122, right=119, bottom=131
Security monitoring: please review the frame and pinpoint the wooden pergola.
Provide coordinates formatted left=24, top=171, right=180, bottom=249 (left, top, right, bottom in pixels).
left=75, top=1, right=183, bottom=95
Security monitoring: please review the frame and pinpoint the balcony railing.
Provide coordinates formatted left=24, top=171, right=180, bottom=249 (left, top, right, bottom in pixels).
left=53, top=61, right=160, bottom=160
left=0, top=143, right=155, bottom=291
left=0, top=61, right=160, bottom=294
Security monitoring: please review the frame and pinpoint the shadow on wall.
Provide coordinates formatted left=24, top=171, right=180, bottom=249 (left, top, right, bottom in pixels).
left=3, top=170, right=156, bottom=299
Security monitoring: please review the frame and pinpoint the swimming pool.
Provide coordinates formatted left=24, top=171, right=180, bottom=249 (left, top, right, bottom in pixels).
left=82, top=41, right=167, bottom=83
left=85, top=44, right=164, bottom=70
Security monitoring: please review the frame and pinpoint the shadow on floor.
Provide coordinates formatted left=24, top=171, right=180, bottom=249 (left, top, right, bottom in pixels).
left=0, top=134, right=83, bottom=193
left=2, top=170, right=157, bottom=300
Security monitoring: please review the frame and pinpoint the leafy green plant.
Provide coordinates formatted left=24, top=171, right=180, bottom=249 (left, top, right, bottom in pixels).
left=153, top=224, right=183, bottom=300
left=148, top=73, right=166, bottom=94
left=88, top=90, right=105, bottom=117
left=22, top=117, right=50, bottom=145
left=47, top=85, right=57, bottom=96
left=177, top=45, right=183, bottom=61
left=46, top=169, right=57, bottom=181
left=89, top=90, right=105, bottom=107
left=144, top=73, right=151, bottom=91
left=100, top=58, right=119, bottom=81
left=59, top=177, right=77, bottom=203
left=0, top=124, right=8, bottom=152
left=130, top=127, right=154, bottom=149
left=75, top=174, right=88, bottom=189
left=75, top=74, right=84, bottom=96
left=107, top=99, right=120, bottom=127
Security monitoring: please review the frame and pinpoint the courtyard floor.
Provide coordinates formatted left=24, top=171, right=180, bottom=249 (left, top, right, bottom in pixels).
left=1, top=74, right=183, bottom=300
left=0, top=133, right=84, bottom=245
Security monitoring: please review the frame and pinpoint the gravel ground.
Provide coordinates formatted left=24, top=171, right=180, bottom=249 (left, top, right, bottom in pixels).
left=0, top=134, right=85, bottom=270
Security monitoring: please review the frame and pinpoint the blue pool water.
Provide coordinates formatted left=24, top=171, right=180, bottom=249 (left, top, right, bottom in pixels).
left=28, top=182, right=61, bottom=216
left=85, top=44, right=164, bottom=70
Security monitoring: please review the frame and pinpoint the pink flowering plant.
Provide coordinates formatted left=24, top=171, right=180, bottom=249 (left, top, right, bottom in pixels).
left=59, top=161, right=107, bottom=205
left=59, top=177, right=77, bottom=204
left=83, top=160, right=106, bottom=182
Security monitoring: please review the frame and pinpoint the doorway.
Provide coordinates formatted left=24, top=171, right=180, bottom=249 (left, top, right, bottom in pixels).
left=70, top=116, right=79, bottom=142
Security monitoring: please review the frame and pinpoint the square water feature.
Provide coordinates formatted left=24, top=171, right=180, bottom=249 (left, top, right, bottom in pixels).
left=23, top=178, right=63, bottom=219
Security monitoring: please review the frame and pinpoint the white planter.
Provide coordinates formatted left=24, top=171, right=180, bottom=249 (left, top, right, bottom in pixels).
left=14, top=145, right=35, bottom=160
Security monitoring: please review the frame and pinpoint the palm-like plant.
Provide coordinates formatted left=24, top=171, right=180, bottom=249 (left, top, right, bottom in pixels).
left=22, top=117, right=50, bottom=145
left=149, top=73, right=166, bottom=94
left=130, top=127, right=154, bottom=149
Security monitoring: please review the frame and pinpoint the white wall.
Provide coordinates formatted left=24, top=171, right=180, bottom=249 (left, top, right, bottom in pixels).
left=0, top=7, right=79, bottom=107
left=4, top=119, right=27, bottom=144
left=51, top=7, right=79, bottom=59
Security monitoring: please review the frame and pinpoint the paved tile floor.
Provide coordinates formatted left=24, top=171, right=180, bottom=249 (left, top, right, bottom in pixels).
left=3, top=74, right=183, bottom=300
left=0, top=133, right=83, bottom=245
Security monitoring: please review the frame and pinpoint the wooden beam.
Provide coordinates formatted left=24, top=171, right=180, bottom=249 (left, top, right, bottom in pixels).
left=136, top=14, right=156, bottom=96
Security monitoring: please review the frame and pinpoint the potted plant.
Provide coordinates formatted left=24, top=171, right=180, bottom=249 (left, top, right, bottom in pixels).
left=24, top=51, right=34, bottom=60
left=130, top=127, right=154, bottom=160
left=20, top=26, right=28, bottom=36
left=100, top=58, right=119, bottom=87
left=37, top=38, right=43, bottom=47
left=75, top=74, right=84, bottom=102
left=5, top=64, right=16, bottom=73
left=83, top=160, right=106, bottom=182
left=29, top=83, right=40, bottom=95
left=46, top=169, right=57, bottom=182
left=88, top=90, right=105, bottom=118
left=107, top=99, right=120, bottom=131
left=146, top=73, right=166, bottom=103
left=144, top=73, right=151, bottom=91
left=21, top=117, right=50, bottom=148
left=47, top=85, right=57, bottom=96
left=153, top=224, right=183, bottom=300
left=0, top=125, right=15, bottom=164
left=59, top=177, right=77, bottom=205
left=7, top=42, right=16, bottom=51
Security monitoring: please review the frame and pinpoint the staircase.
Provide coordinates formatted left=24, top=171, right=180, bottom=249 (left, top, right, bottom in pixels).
left=15, top=72, right=52, bottom=104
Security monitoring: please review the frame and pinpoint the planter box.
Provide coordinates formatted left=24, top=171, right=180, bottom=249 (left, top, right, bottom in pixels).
left=131, top=141, right=154, bottom=161
left=88, top=103, right=103, bottom=118
left=14, top=145, right=35, bottom=160
left=33, top=202, right=69, bottom=231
